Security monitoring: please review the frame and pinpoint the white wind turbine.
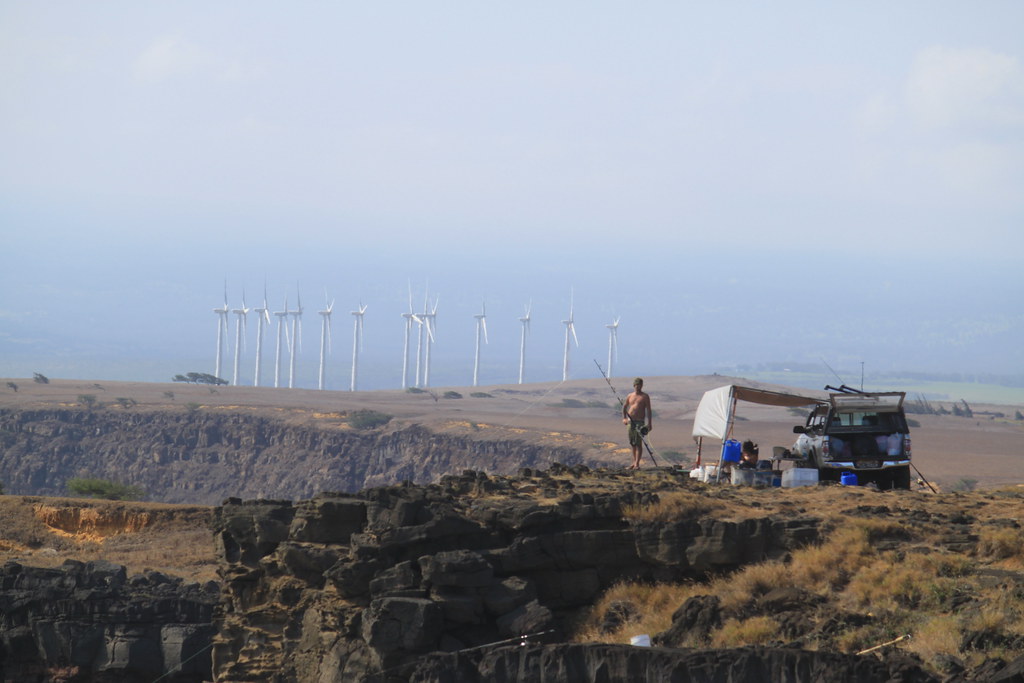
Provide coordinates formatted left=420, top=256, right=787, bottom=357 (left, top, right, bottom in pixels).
left=212, top=283, right=229, bottom=382
left=288, top=286, right=303, bottom=388
left=400, top=285, right=422, bottom=389
left=414, top=285, right=431, bottom=387
left=518, top=301, right=531, bottom=385
left=252, top=287, right=271, bottom=387
left=561, top=290, right=579, bottom=382
left=472, top=302, right=488, bottom=387
left=273, top=296, right=291, bottom=388
left=317, top=293, right=334, bottom=391
left=422, top=297, right=438, bottom=387
left=231, top=292, right=250, bottom=386
left=350, top=302, right=367, bottom=391
left=606, top=316, right=620, bottom=378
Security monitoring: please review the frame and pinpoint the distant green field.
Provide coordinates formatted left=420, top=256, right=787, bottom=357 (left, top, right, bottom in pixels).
left=738, top=371, right=1024, bottom=407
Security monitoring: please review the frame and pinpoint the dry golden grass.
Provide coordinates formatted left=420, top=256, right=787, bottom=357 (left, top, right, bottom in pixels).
left=910, top=615, right=962, bottom=661
left=573, top=580, right=703, bottom=644
left=977, top=527, right=1024, bottom=566
left=573, top=485, right=1024, bottom=675
left=714, top=561, right=790, bottom=613
left=621, top=491, right=722, bottom=522
left=842, top=556, right=946, bottom=611
left=710, top=616, right=782, bottom=647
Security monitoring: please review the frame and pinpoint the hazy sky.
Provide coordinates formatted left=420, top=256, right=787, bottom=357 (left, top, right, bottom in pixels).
left=2, top=3, right=1022, bottom=390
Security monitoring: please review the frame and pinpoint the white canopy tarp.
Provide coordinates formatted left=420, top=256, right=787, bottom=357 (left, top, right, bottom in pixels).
left=692, top=385, right=827, bottom=442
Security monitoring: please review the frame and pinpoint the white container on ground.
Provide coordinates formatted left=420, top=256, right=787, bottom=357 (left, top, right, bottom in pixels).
left=630, top=634, right=651, bottom=647
left=782, top=468, right=819, bottom=488
left=700, top=465, right=719, bottom=482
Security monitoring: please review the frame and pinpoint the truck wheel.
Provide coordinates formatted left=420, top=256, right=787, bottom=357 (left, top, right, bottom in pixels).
left=892, top=466, right=911, bottom=490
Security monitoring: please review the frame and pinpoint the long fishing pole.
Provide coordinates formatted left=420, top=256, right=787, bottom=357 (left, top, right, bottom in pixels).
left=593, top=360, right=658, bottom=467
left=910, top=461, right=937, bottom=493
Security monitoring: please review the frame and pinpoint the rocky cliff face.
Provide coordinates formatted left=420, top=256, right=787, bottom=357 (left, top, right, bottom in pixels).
left=0, top=559, right=218, bottom=682
left=211, top=466, right=826, bottom=682
left=3, top=465, right=1023, bottom=682
left=0, top=409, right=584, bottom=504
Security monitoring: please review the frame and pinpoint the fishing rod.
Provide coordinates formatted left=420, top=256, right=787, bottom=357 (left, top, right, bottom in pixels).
left=593, top=359, right=658, bottom=467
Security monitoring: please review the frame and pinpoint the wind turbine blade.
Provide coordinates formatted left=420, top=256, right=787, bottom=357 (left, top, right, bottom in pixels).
left=570, top=323, right=579, bottom=347
left=482, top=318, right=488, bottom=344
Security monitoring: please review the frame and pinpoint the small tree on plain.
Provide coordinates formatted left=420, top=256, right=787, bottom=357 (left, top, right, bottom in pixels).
left=67, top=477, right=144, bottom=501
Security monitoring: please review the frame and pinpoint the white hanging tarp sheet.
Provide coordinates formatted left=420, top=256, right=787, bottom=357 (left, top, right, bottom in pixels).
left=692, top=385, right=827, bottom=442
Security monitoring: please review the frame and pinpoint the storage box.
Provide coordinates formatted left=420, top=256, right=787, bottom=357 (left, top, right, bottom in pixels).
left=731, top=469, right=755, bottom=486
left=700, top=465, right=719, bottom=483
left=753, top=471, right=774, bottom=487
left=782, top=468, right=819, bottom=488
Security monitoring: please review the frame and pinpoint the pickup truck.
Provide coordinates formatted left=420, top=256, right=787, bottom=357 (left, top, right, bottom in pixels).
left=791, top=389, right=912, bottom=489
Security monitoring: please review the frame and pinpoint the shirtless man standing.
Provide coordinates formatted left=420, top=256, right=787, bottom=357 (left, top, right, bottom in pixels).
left=622, top=377, right=652, bottom=470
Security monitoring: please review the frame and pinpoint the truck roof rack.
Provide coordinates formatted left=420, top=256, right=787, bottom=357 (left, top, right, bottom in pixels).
left=824, top=384, right=867, bottom=395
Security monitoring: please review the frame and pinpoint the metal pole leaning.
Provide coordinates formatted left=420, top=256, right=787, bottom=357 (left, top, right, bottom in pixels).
left=593, top=360, right=658, bottom=467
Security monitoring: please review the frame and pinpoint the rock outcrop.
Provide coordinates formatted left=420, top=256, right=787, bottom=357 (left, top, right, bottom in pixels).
left=0, top=559, right=218, bottom=682
left=211, top=467, right=822, bottom=681
left=406, top=643, right=937, bottom=683
left=0, top=409, right=584, bottom=504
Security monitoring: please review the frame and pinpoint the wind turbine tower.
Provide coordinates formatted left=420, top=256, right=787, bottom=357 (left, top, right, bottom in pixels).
left=400, top=285, right=421, bottom=389
left=350, top=303, right=367, bottom=391
left=273, top=297, right=290, bottom=388
left=288, top=287, right=303, bottom=388
left=606, top=316, right=620, bottom=378
left=414, top=288, right=427, bottom=387
left=422, top=298, right=438, bottom=387
left=253, top=288, right=271, bottom=386
left=561, top=291, right=579, bottom=382
left=231, top=293, right=250, bottom=386
left=472, top=302, right=488, bottom=387
left=518, top=302, right=531, bottom=384
left=212, top=283, right=229, bottom=382
left=317, top=294, right=334, bottom=391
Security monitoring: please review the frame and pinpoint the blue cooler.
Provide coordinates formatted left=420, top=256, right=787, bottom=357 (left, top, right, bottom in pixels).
left=722, top=439, right=742, bottom=464
left=841, top=471, right=858, bottom=486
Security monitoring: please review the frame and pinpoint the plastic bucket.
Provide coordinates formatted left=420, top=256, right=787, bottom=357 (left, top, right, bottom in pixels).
left=722, top=439, right=742, bottom=463
left=840, top=471, right=858, bottom=487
